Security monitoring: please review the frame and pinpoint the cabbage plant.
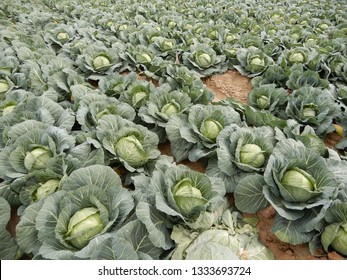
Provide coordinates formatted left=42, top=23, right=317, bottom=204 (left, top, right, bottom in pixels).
left=75, top=45, right=124, bottom=78
left=133, top=159, right=226, bottom=250
left=166, top=104, right=243, bottom=162
left=123, top=44, right=155, bottom=71
left=251, top=65, right=289, bottom=88
left=234, top=139, right=338, bottom=245
left=119, top=79, right=156, bottom=110
left=234, top=46, right=273, bottom=77
left=16, top=165, right=134, bottom=259
left=278, top=47, right=318, bottom=70
left=0, top=73, right=26, bottom=98
left=321, top=201, right=347, bottom=257
left=285, top=86, right=341, bottom=135
left=43, top=23, right=76, bottom=47
left=151, top=36, right=176, bottom=58
left=162, top=64, right=213, bottom=104
left=207, top=125, right=276, bottom=193
left=138, top=84, right=192, bottom=142
left=247, top=84, right=288, bottom=116
left=286, top=64, right=330, bottom=90
left=75, top=91, right=136, bottom=132
left=182, top=41, right=228, bottom=77
left=275, top=119, right=328, bottom=157
left=98, top=72, right=136, bottom=98
left=96, top=115, right=160, bottom=174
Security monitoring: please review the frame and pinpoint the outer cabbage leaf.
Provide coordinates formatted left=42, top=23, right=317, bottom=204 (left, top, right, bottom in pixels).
left=170, top=208, right=274, bottom=260
left=0, top=197, right=20, bottom=259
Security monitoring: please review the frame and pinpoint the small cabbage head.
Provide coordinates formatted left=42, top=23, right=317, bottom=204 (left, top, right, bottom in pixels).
left=66, top=207, right=104, bottom=249
left=0, top=79, right=10, bottom=93
left=34, top=179, right=60, bottom=201
left=200, top=119, right=223, bottom=142
left=92, top=55, right=111, bottom=70
left=194, top=51, right=212, bottom=69
left=302, top=104, right=317, bottom=118
left=280, top=167, right=316, bottom=203
left=250, top=56, right=265, bottom=72
left=224, top=34, right=237, bottom=43
left=56, top=32, right=70, bottom=44
left=167, top=21, right=177, bottom=28
left=318, top=23, right=329, bottom=30
left=239, top=144, right=265, bottom=168
left=256, top=95, right=271, bottom=109
left=132, top=91, right=148, bottom=107
left=208, top=29, right=219, bottom=40
left=289, top=52, right=305, bottom=64
left=329, top=226, right=347, bottom=256
left=173, top=178, right=208, bottom=216
left=2, top=104, right=16, bottom=116
left=160, top=39, right=174, bottom=51
left=136, top=53, right=152, bottom=64
left=161, top=102, right=179, bottom=117
left=115, top=135, right=147, bottom=167
left=24, top=147, right=53, bottom=171
left=118, top=24, right=128, bottom=31
left=95, top=106, right=117, bottom=120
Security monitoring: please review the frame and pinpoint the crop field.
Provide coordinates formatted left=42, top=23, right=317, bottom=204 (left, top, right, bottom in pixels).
left=1, top=0, right=347, bottom=260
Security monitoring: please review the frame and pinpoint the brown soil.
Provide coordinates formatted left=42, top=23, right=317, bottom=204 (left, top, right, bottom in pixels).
left=203, top=70, right=253, bottom=103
